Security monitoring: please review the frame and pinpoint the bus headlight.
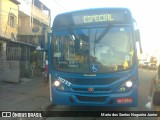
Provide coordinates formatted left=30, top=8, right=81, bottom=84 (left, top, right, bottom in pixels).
left=54, top=80, right=60, bottom=87
left=117, top=80, right=134, bottom=92
left=52, top=80, right=70, bottom=91
left=126, top=81, right=133, bottom=88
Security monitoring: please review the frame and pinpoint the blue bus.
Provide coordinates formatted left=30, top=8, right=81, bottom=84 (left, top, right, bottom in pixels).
left=47, top=8, right=141, bottom=107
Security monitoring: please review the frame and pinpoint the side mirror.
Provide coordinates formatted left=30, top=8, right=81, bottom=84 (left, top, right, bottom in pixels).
left=136, top=30, right=142, bottom=54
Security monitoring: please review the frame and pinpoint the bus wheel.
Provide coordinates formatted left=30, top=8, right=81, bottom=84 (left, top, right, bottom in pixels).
left=153, top=92, right=160, bottom=106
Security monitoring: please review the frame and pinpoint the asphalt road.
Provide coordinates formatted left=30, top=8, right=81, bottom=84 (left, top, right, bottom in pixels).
left=45, top=68, right=158, bottom=120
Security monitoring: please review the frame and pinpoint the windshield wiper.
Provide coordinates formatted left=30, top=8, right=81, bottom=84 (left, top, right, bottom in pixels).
left=95, top=25, right=111, bottom=43
left=94, top=30, right=97, bottom=55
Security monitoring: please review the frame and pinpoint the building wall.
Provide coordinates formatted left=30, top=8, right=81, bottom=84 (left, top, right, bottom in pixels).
left=18, top=0, right=50, bottom=36
left=19, top=16, right=31, bottom=28
left=0, top=0, right=45, bottom=79
left=0, top=0, right=19, bottom=40
left=17, top=0, right=51, bottom=47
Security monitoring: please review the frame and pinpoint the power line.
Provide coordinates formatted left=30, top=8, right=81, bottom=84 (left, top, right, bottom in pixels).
left=54, top=0, right=67, bottom=11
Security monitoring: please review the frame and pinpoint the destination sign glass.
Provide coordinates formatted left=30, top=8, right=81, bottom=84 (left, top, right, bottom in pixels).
left=72, top=11, right=130, bottom=25
left=52, top=9, right=132, bottom=29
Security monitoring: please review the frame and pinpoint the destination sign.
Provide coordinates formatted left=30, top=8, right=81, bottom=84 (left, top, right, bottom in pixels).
left=72, top=12, right=127, bottom=25
left=83, top=14, right=114, bottom=23
left=52, top=9, right=132, bottom=29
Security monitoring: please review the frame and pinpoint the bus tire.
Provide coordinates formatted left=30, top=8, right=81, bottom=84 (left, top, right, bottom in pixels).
left=153, top=92, right=160, bottom=106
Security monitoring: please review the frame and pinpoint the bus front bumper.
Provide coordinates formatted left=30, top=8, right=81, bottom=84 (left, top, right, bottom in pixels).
left=51, top=88, right=138, bottom=107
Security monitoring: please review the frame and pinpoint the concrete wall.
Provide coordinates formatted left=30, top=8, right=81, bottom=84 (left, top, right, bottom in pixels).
left=0, top=61, right=20, bottom=83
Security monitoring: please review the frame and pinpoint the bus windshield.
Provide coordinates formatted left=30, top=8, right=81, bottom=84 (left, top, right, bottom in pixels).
left=52, top=26, right=135, bottom=74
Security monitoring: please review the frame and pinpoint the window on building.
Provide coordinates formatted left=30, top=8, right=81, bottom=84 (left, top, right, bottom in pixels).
left=8, top=13, right=16, bottom=28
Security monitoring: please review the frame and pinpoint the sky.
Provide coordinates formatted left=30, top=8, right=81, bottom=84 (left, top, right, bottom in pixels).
left=40, top=0, right=160, bottom=55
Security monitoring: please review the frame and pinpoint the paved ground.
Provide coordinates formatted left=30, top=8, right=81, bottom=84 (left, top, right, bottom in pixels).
left=0, top=76, right=51, bottom=120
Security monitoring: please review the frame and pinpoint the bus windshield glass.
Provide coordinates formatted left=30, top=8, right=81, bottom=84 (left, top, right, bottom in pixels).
left=52, top=26, right=134, bottom=73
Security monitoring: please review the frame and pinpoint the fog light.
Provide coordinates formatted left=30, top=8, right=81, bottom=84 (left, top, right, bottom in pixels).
left=54, top=80, right=60, bottom=87
left=120, top=87, right=126, bottom=92
left=126, top=81, right=132, bottom=87
left=59, top=86, right=65, bottom=91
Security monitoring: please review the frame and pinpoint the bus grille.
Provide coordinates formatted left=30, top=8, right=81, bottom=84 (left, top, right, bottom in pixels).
left=72, top=87, right=111, bottom=93
left=76, top=96, right=106, bottom=102
left=67, top=78, right=118, bottom=85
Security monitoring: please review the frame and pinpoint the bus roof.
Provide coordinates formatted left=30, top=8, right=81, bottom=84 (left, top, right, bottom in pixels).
left=52, top=8, right=133, bottom=30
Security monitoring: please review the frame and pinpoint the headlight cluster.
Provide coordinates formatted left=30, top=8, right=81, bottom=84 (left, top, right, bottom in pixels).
left=117, top=79, right=134, bottom=92
left=126, top=81, right=133, bottom=87
left=52, top=79, right=71, bottom=92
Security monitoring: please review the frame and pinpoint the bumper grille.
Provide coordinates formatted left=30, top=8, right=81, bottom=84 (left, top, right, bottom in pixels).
left=72, top=87, right=111, bottom=93
left=76, top=96, right=106, bottom=102
left=67, top=78, right=118, bottom=85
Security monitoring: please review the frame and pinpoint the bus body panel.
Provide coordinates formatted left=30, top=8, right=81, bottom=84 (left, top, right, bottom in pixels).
left=48, top=8, right=140, bottom=107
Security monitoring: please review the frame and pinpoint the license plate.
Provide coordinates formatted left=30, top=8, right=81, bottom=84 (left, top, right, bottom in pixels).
left=117, top=98, right=133, bottom=104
